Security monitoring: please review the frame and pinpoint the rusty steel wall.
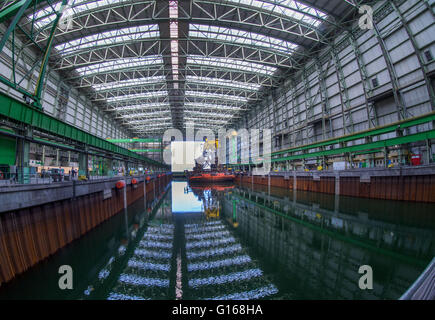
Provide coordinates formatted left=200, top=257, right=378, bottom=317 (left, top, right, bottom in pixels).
left=339, top=175, right=435, bottom=202
left=0, top=175, right=171, bottom=287
left=236, top=174, right=434, bottom=203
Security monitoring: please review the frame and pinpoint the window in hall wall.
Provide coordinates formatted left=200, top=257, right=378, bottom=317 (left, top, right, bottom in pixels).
left=424, top=50, right=433, bottom=62
left=372, top=77, right=379, bottom=88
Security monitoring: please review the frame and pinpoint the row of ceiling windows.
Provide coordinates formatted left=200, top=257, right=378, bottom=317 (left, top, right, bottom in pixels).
left=23, top=0, right=329, bottom=132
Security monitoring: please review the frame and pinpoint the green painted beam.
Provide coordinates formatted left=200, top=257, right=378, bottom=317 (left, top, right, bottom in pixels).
left=33, top=0, right=68, bottom=109
left=230, top=129, right=435, bottom=165
left=271, top=130, right=435, bottom=163
left=270, top=112, right=435, bottom=158
left=0, top=0, right=32, bottom=51
left=0, top=91, right=168, bottom=167
left=34, top=137, right=75, bottom=151
left=0, top=0, right=33, bottom=23
left=107, top=138, right=162, bottom=143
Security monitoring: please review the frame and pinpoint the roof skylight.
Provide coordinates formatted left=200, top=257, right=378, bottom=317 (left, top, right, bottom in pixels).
left=127, top=117, right=172, bottom=124
left=224, top=0, right=327, bottom=27
left=106, top=91, right=168, bottom=102
left=55, top=24, right=159, bottom=55
left=29, top=0, right=139, bottom=29
left=184, top=117, right=228, bottom=124
left=183, top=111, right=234, bottom=118
left=184, top=102, right=245, bottom=111
left=114, top=103, right=170, bottom=112
left=92, top=76, right=166, bottom=91
left=76, top=56, right=163, bottom=77
left=187, top=55, right=277, bottom=76
left=119, top=111, right=171, bottom=119
left=190, top=24, right=297, bottom=54
left=185, top=91, right=248, bottom=102
left=187, top=76, right=261, bottom=91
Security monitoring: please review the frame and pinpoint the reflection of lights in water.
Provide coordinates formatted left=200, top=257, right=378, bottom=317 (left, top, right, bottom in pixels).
left=153, top=223, right=174, bottom=229
left=204, top=284, right=278, bottom=300
left=187, top=244, right=242, bottom=259
left=84, top=285, right=94, bottom=296
left=118, top=245, right=127, bottom=256
left=127, top=259, right=170, bottom=272
left=97, top=256, right=116, bottom=281
left=185, top=221, right=222, bottom=228
left=107, top=292, right=150, bottom=300
left=147, top=226, right=174, bottom=234
left=188, top=255, right=252, bottom=271
left=98, top=269, right=110, bottom=280
left=175, top=252, right=183, bottom=300
left=119, top=274, right=169, bottom=287
left=134, top=249, right=172, bottom=259
left=185, top=225, right=226, bottom=234
left=189, top=268, right=263, bottom=288
left=186, top=237, right=236, bottom=249
left=186, top=230, right=230, bottom=240
left=142, top=233, right=173, bottom=241
left=139, top=240, right=173, bottom=249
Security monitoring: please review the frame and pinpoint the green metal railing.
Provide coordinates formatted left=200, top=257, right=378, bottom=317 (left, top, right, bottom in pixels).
left=271, top=130, right=435, bottom=163
left=271, top=112, right=435, bottom=158
left=230, top=112, right=435, bottom=166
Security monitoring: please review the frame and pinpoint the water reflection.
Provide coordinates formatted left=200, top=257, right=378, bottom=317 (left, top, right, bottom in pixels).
left=0, top=180, right=433, bottom=300
left=183, top=219, right=278, bottom=300
left=101, top=181, right=279, bottom=300
left=108, top=224, right=174, bottom=300
left=172, top=181, right=203, bottom=213
left=223, top=183, right=435, bottom=299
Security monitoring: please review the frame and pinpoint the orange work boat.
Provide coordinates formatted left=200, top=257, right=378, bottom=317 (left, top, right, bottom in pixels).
left=188, top=172, right=235, bottom=183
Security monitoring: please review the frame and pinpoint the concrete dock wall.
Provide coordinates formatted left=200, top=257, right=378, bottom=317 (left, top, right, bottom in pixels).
left=0, top=174, right=171, bottom=286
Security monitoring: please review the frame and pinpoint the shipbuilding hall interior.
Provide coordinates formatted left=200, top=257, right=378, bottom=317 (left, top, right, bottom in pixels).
left=0, top=0, right=434, bottom=301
